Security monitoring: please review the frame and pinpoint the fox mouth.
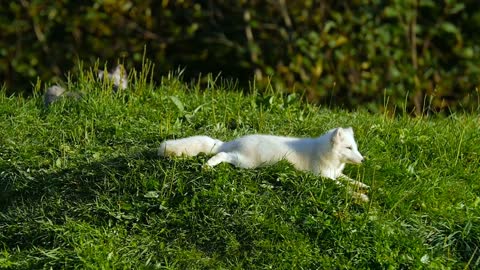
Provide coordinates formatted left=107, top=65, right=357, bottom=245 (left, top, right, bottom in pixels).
left=347, top=158, right=363, bottom=164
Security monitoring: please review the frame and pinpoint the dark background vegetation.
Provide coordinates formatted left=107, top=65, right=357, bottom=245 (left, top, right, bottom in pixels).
left=2, top=0, right=480, bottom=113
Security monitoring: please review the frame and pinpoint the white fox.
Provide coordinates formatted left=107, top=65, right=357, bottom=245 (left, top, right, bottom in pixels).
left=158, top=127, right=369, bottom=202
left=98, top=65, right=128, bottom=91
left=44, top=85, right=82, bottom=107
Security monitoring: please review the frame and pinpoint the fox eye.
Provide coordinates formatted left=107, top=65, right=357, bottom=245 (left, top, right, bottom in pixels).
left=346, top=146, right=353, bottom=150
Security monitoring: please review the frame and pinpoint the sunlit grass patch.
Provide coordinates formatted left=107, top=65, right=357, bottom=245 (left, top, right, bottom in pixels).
left=1, top=66, right=479, bottom=269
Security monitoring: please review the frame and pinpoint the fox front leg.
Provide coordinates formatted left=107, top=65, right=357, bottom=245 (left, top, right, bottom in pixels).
left=338, top=174, right=370, bottom=190
left=349, top=190, right=370, bottom=203
left=329, top=176, right=370, bottom=203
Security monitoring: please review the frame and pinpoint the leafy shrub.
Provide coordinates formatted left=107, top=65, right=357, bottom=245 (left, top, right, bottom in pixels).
left=1, top=0, right=479, bottom=113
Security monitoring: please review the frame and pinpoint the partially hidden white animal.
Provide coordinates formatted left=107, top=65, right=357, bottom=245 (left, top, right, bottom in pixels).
left=98, top=65, right=128, bottom=91
left=44, top=85, right=82, bottom=107
left=158, top=127, right=370, bottom=202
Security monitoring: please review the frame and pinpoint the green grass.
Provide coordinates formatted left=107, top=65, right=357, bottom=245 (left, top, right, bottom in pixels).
left=1, top=68, right=480, bottom=269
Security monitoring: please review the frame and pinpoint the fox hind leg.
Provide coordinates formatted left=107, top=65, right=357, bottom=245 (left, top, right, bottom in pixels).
left=206, top=152, right=256, bottom=169
left=206, top=152, right=238, bottom=167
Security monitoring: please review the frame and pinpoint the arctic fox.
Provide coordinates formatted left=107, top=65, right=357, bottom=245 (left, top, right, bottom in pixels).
left=44, top=85, right=82, bottom=107
left=159, top=127, right=369, bottom=202
left=98, top=65, right=128, bottom=91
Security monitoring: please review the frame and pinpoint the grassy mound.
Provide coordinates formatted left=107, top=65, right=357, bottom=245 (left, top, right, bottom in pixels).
left=1, top=70, right=479, bottom=269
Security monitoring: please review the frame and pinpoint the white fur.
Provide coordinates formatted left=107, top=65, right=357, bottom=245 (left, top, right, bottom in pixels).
left=44, top=85, right=82, bottom=107
left=98, top=65, right=128, bottom=91
left=158, top=136, right=223, bottom=157
left=159, top=127, right=369, bottom=202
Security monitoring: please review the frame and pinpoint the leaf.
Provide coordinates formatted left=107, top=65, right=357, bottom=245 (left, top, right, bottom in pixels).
left=420, top=254, right=430, bottom=264
left=449, top=3, right=465, bottom=14
left=440, top=22, right=459, bottom=34
left=55, top=158, right=62, bottom=168
left=169, top=96, right=184, bottom=112
left=334, top=35, right=348, bottom=47
left=384, top=6, right=398, bottom=18
left=419, top=0, right=435, bottom=7
left=144, top=191, right=159, bottom=198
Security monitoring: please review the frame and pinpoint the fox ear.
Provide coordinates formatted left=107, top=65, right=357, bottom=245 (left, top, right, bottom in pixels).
left=345, top=127, right=354, bottom=134
left=113, top=65, right=125, bottom=76
left=331, top=128, right=344, bottom=144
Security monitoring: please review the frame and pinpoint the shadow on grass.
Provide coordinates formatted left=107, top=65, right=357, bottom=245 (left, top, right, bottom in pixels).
left=0, top=148, right=196, bottom=250
left=0, top=149, right=360, bottom=267
left=0, top=149, right=158, bottom=210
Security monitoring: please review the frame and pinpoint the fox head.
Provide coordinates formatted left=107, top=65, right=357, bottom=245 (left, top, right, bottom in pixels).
left=331, top=127, right=364, bottom=164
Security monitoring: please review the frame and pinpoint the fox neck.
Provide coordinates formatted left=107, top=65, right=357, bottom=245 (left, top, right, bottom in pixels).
left=313, top=141, right=346, bottom=179
left=317, top=155, right=345, bottom=179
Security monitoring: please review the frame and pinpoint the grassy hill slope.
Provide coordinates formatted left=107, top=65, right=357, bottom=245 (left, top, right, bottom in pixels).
left=1, top=71, right=479, bottom=269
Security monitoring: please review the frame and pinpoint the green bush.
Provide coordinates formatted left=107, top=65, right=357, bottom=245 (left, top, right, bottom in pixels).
left=1, top=0, right=480, bottom=113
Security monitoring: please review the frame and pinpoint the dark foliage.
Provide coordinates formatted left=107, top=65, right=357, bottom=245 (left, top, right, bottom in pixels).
left=2, top=0, right=480, bottom=113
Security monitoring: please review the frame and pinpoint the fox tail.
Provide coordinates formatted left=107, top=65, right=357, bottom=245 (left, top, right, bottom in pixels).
left=158, top=136, right=223, bottom=157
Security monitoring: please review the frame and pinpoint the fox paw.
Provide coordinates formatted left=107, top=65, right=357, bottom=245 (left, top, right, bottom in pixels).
left=351, top=191, right=369, bottom=203
left=353, top=182, right=370, bottom=190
